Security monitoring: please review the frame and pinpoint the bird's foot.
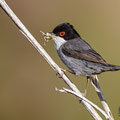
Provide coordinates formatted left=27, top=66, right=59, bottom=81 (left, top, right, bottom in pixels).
left=56, top=68, right=75, bottom=78
left=81, top=90, right=87, bottom=97
left=56, top=68, right=66, bottom=78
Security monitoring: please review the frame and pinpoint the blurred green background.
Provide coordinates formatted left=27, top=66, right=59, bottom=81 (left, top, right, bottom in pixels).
left=0, top=0, right=120, bottom=120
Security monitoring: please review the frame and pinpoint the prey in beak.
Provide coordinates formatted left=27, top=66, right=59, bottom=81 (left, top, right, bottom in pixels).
left=40, top=31, right=56, bottom=46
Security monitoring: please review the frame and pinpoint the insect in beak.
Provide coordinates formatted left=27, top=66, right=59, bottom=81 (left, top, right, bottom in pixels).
left=40, top=31, right=53, bottom=46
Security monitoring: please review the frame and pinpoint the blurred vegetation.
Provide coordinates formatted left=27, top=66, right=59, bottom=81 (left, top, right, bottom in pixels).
left=0, top=0, right=120, bottom=120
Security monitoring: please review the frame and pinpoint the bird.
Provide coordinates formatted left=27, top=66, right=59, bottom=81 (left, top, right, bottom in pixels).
left=45, top=23, right=120, bottom=96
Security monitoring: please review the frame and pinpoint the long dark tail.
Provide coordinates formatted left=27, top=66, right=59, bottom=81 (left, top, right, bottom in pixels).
left=102, top=64, right=120, bottom=72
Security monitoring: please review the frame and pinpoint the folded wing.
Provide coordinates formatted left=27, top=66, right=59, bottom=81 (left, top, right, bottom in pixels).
left=62, top=39, right=107, bottom=64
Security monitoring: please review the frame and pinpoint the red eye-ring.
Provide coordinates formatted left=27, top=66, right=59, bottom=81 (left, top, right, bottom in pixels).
left=59, top=32, right=65, bottom=36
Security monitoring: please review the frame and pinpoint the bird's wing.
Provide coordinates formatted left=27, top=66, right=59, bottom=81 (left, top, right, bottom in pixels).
left=62, top=39, right=107, bottom=64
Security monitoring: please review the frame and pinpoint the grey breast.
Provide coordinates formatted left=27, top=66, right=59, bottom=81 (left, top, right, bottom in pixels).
left=57, top=44, right=105, bottom=76
left=57, top=45, right=90, bottom=76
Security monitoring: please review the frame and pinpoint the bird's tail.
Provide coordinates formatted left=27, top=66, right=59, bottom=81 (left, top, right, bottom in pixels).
left=102, top=64, right=120, bottom=72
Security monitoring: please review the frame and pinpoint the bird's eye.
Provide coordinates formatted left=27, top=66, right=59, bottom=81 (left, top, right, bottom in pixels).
left=59, top=32, right=65, bottom=36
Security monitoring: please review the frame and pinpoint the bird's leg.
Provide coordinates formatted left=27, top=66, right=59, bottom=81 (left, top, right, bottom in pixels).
left=66, top=69, right=75, bottom=75
left=56, top=68, right=66, bottom=78
left=56, top=69, right=75, bottom=78
left=82, top=77, right=89, bottom=97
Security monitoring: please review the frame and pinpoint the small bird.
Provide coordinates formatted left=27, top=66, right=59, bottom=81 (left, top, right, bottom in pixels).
left=45, top=23, right=120, bottom=95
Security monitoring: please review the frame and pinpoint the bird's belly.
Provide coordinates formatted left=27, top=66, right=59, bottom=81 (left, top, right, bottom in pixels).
left=57, top=49, right=102, bottom=76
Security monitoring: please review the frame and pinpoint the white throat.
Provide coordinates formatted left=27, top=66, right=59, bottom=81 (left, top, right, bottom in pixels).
left=52, top=36, right=66, bottom=50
